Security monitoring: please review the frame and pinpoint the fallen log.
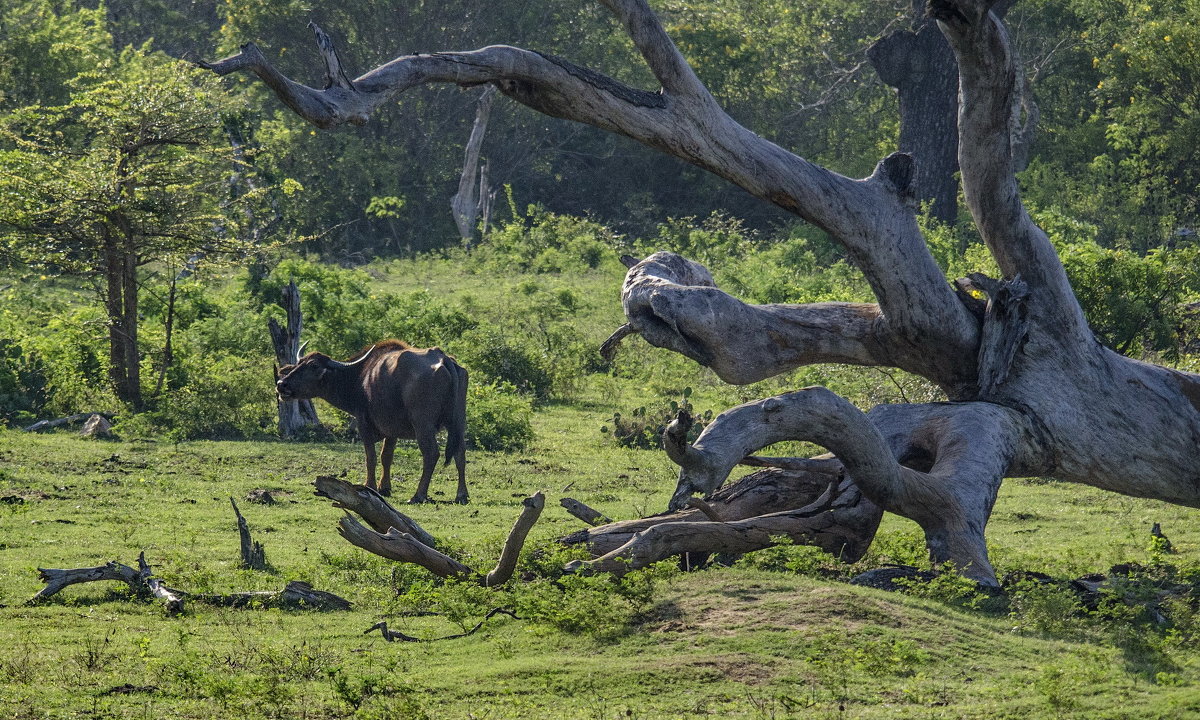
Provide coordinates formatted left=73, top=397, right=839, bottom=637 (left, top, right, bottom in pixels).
left=24, top=413, right=113, bottom=433
left=565, top=474, right=881, bottom=575
left=30, top=557, right=349, bottom=613
left=195, top=581, right=352, bottom=611
left=561, top=463, right=875, bottom=558
left=315, top=475, right=436, bottom=547
left=136, top=553, right=185, bottom=615
left=559, top=497, right=611, bottom=526
left=324, top=483, right=546, bottom=587
left=31, top=554, right=185, bottom=614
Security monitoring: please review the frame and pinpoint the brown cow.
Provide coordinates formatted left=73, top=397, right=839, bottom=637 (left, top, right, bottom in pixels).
left=276, top=339, right=468, bottom=503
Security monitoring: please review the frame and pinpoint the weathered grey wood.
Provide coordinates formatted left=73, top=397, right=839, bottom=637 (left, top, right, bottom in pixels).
left=328, top=491, right=545, bottom=587
left=31, top=559, right=347, bottom=612
left=567, top=476, right=880, bottom=575
left=30, top=555, right=184, bottom=613
left=337, top=515, right=476, bottom=579
left=562, top=465, right=880, bottom=559
left=231, top=498, right=267, bottom=570
left=136, top=552, right=185, bottom=615
left=559, top=497, right=612, bottom=526
left=204, top=0, right=1200, bottom=585
left=451, top=86, right=497, bottom=247
left=196, top=581, right=352, bottom=610
left=484, top=491, right=544, bottom=586
left=314, top=475, right=437, bottom=547
left=30, top=562, right=142, bottom=603
left=24, top=413, right=106, bottom=433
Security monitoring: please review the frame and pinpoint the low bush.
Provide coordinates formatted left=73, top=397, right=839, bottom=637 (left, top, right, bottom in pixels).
left=601, top=388, right=712, bottom=450
left=465, top=381, right=534, bottom=452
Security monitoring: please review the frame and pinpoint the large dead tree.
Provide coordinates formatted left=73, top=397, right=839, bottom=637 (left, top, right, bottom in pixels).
left=202, top=0, right=1200, bottom=586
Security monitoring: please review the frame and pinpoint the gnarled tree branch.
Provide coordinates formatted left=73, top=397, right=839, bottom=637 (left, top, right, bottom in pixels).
left=201, top=10, right=979, bottom=370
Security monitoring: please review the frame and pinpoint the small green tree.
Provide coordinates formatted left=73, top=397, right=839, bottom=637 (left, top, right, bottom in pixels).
left=0, top=47, right=251, bottom=410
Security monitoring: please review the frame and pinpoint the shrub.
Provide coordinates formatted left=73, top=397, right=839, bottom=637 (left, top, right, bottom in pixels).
left=736, top=536, right=838, bottom=576
left=511, top=565, right=672, bottom=639
left=600, top=388, right=712, bottom=450
left=115, top=355, right=276, bottom=440
left=1008, top=580, right=1085, bottom=636
left=465, top=381, right=534, bottom=452
left=0, top=336, right=48, bottom=426
left=481, top=206, right=621, bottom=273
left=453, top=330, right=553, bottom=400
left=636, top=212, right=763, bottom=265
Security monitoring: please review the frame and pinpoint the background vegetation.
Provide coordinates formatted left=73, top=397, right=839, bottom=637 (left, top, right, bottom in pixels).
left=5, top=0, right=1200, bottom=717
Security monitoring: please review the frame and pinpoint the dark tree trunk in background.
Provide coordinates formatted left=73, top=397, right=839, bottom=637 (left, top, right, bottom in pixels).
left=868, top=0, right=960, bottom=226
left=102, top=227, right=143, bottom=410
left=268, top=280, right=320, bottom=437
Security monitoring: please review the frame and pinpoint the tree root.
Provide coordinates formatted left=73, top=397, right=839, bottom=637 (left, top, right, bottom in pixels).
left=364, top=608, right=519, bottom=643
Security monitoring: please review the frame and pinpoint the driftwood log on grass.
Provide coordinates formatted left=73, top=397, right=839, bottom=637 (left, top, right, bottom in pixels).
left=30, top=557, right=351, bottom=613
left=562, top=461, right=881, bottom=561
left=32, top=553, right=186, bottom=615
left=196, top=581, right=352, bottom=611
left=324, top=474, right=546, bottom=587
left=565, top=470, right=882, bottom=575
left=559, top=497, right=612, bottom=526
left=315, top=475, right=437, bottom=546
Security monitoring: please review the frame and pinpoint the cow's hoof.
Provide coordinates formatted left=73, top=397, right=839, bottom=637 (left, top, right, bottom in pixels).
left=407, top=495, right=432, bottom=504
left=378, top=486, right=392, bottom=497
left=455, top=495, right=469, bottom=505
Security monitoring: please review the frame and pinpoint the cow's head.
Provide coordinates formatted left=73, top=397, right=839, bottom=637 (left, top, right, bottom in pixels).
left=275, top=344, right=376, bottom=401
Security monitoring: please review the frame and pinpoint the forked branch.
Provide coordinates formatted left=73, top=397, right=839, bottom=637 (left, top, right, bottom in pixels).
left=611, top=252, right=979, bottom=396
left=202, top=5, right=979, bottom=355
left=326, top=484, right=545, bottom=587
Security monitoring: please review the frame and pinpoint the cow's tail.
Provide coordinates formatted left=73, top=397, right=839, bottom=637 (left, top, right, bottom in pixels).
left=444, top=360, right=468, bottom=466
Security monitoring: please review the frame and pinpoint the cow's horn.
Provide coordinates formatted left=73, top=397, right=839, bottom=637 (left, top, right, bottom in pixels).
left=295, top=340, right=309, bottom=363
left=328, top=344, right=376, bottom=369
left=662, top=409, right=702, bottom=467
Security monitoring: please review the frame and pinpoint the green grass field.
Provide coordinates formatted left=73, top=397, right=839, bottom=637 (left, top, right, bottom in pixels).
left=4, top=252, right=1200, bottom=718
left=3, top=402, right=1200, bottom=719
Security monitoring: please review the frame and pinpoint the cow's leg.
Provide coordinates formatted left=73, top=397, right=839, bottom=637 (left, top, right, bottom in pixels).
left=453, top=441, right=468, bottom=504
left=361, top=425, right=381, bottom=494
left=409, top=430, right=439, bottom=504
left=380, top=437, right=397, bottom=497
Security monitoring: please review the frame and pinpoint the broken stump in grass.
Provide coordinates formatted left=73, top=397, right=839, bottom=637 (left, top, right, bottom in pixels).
left=231, top=498, right=268, bottom=570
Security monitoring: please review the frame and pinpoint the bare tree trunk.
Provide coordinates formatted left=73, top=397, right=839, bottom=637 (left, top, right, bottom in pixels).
left=151, top=271, right=178, bottom=401
left=202, top=1, right=1200, bottom=586
left=451, top=86, right=497, bottom=250
left=268, top=280, right=320, bottom=437
left=868, top=0, right=960, bottom=225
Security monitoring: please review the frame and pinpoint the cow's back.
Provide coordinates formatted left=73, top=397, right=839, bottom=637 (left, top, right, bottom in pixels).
left=362, top=346, right=459, bottom=438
